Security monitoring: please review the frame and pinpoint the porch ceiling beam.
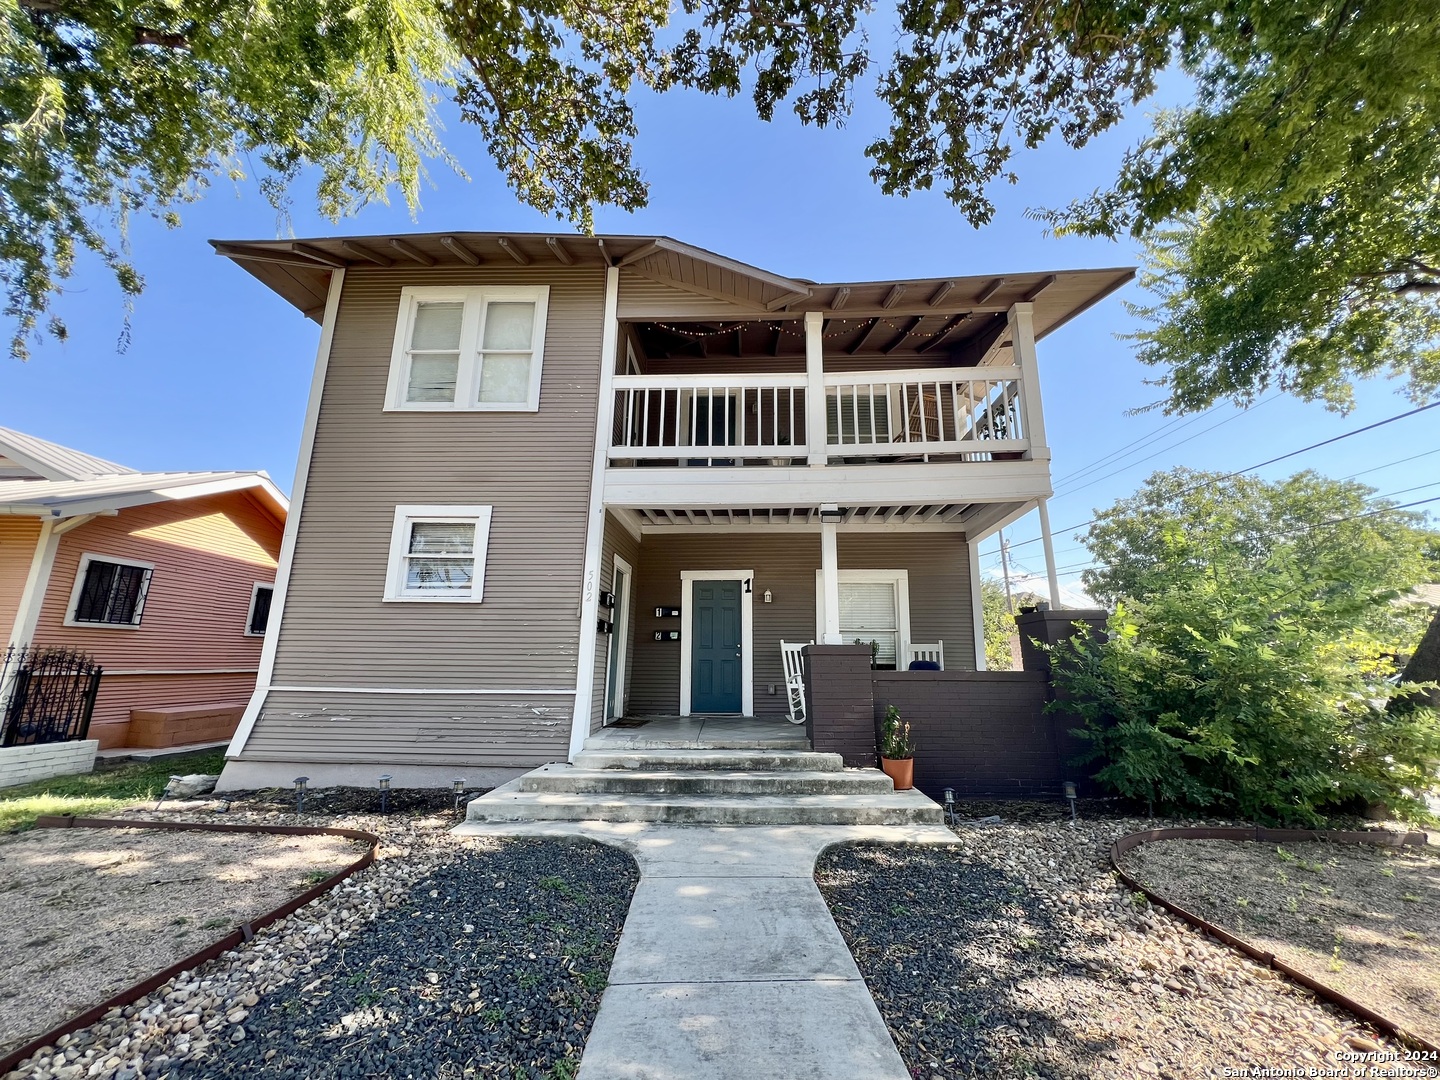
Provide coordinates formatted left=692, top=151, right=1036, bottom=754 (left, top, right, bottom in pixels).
left=214, top=244, right=330, bottom=270
left=950, top=317, right=1009, bottom=367
left=941, top=504, right=972, bottom=522
left=904, top=505, right=931, bottom=523
left=830, top=286, right=851, bottom=310
left=546, top=237, right=575, bottom=265
left=882, top=317, right=924, bottom=355
left=881, top=284, right=907, bottom=309
left=1024, top=274, right=1057, bottom=302
left=389, top=238, right=436, bottom=266
left=847, top=317, right=889, bottom=356
left=885, top=505, right=906, bottom=523
left=923, top=504, right=951, bottom=522
left=439, top=236, right=482, bottom=265
left=928, top=281, right=955, bottom=306
left=290, top=243, right=348, bottom=268
left=766, top=289, right=812, bottom=311
left=975, top=278, right=1006, bottom=304
left=497, top=237, right=531, bottom=265
left=617, top=241, right=665, bottom=267
left=916, top=314, right=969, bottom=354
left=338, top=240, right=392, bottom=266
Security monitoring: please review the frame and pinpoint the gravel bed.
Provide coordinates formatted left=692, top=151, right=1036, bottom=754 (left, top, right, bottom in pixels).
left=816, top=802, right=1410, bottom=1080
left=5, top=800, right=636, bottom=1080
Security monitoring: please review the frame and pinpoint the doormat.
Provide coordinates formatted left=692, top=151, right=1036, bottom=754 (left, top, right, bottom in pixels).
left=609, top=718, right=649, bottom=728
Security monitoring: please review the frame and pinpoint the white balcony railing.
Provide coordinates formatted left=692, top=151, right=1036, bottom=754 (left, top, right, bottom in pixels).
left=609, top=367, right=1028, bottom=464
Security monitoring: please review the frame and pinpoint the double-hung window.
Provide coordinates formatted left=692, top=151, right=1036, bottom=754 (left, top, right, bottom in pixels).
left=815, top=569, right=911, bottom=669
left=65, top=553, right=155, bottom=628
left=383, top=505, right=493, bottom=602
left=386, top=286, right=549, bottom=412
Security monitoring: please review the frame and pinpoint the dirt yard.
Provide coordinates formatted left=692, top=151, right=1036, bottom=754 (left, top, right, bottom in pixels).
left=1120, top=836, right=1440, bottom=1046
left=0, top=825, right=367, bottom=1058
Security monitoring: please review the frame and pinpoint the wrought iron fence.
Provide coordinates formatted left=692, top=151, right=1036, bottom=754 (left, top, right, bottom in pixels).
left=0, top=644, right=103, bottom=747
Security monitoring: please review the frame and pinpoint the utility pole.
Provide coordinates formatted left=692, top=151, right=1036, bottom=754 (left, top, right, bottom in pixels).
left=997, top=529, right=1015, bottom=615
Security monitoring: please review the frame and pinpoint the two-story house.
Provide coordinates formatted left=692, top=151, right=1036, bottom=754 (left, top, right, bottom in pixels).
left=213, top=232, right=1130, bottom=791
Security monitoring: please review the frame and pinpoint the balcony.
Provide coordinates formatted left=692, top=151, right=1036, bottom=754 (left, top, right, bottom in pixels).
left=602, top=366, right=1051, bottom=513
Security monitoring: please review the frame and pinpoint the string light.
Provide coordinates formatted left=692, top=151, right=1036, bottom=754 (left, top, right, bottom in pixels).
left=648, top=316, right=966, bottom=342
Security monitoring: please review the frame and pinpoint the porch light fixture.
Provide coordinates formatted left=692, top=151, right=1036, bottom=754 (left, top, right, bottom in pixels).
left=763, top=589, right=772, bottom=604
left=453, top=778, right=467, bottom=812
left=1063, top=780, right=1078, bottom=825
left=293, top=776, right=309, bottom=814
left=818, top=505, right=845, bottom=524
left=378, top=773, right=393, bottom=814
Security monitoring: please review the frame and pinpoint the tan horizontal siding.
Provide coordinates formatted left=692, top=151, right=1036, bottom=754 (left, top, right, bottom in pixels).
left=590, top=513, right=641, bottom=732
left=270, top=267, right=604, bottom=693
left=626, top=532, right=974, bottom=715
left=0, top=516, right=41, bottom=638
left=243, top=690, right=573, bottom=766
left=29, top=492, right=281, bottom=669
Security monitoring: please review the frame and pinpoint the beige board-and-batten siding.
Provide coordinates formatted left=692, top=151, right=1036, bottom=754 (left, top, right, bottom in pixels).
left=589, top=512, right=642, bottom=734
left=625, top=531, right=976, bottom=716
left=242, top=266, right=607, bottom=767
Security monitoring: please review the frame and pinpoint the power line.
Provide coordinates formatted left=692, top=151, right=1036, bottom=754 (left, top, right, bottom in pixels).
left=1337, top=445, right=1440, bottom=483
left=1053, top=398, right=1276, bottom=498
left=1003, top=399, right=1440, bottom=552
left=1050, top=406, right=1222, bottom=487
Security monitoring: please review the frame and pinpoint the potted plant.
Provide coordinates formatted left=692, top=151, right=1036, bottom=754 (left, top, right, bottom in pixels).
left=878, top=704, right=915, bottom=790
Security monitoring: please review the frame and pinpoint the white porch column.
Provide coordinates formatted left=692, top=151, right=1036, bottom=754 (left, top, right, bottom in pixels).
left=819, top=505, right=842, bottom=644
left=804, top=310, right=827, bottom=466
left=1007, top=303, right=1049, bottom=462
left=968, top=541, right=987, bottom=670
left=1037, top=498, right=1062, bottom=610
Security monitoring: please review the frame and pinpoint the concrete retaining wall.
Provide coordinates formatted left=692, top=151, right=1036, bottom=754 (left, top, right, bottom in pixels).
left=0, top=739, right=99, bottom=789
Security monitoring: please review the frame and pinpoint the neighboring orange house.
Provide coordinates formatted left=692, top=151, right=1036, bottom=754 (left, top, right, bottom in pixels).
left=0, top=427, right=287, bottom=750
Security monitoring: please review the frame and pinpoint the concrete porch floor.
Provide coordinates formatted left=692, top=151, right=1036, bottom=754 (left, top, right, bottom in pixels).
left=586, top=715, right=808, bottom=751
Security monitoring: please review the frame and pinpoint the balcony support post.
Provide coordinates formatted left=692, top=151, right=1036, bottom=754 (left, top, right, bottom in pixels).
left=804, top=310, right=827, bottom=466
left=820, top=506, right=843, bottom=644
left=1007, top=303, right=1049, bottom=461
left=1037, top=497, right=1062, bottom=609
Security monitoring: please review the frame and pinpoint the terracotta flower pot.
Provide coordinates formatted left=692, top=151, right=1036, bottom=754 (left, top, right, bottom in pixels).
left=880, top=755, right=914, bottom=791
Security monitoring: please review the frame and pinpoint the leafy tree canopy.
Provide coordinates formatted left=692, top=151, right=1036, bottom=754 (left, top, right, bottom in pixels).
left=5, top=0, right=1439, bottom=412
left=1080, top=467, right=1440, bottom=634
left=980, top=578, right=1016, bottom=671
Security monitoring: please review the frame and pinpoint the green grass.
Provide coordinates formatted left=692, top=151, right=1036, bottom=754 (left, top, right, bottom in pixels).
left=0, top=749, right=227, bottom=833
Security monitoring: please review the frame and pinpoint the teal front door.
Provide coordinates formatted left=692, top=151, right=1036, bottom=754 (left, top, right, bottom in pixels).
left=691, top=579, right=742, bottom=713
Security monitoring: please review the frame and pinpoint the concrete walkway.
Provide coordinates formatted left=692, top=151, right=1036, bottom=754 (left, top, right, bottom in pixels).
left=453, top=819, right=956, bottom=1079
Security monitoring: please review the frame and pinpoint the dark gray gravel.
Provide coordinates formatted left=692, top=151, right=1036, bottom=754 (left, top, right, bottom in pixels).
left=817, top=828, right=1395, bottom=1080
left=169, top=838, right=636, bottom=1080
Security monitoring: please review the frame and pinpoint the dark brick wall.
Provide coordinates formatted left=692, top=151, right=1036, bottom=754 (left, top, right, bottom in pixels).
left=872, top=670, right=1079, bottom=797
left=802, top=645, right=876, bottom=767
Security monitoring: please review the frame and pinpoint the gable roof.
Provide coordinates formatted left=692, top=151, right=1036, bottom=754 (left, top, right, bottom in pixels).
left=211, top=231, right=1135, bottom=348
left=0, top=425, right=137, bottom=481
left=0, top=471, right=288, bottom=521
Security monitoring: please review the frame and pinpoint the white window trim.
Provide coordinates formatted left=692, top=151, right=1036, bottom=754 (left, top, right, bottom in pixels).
left=384, top=285, right=550, bottom=412
left=602, top=553, right=634, bottom=725
left=679, top=569, right=754, bottom=718
left=245, top=581, right=275, bottom=637
left=63, top=552, right=156, bottom=630
left=383, top=505, right=493, bottom=603
left=814, top=569, right=912, bottom=663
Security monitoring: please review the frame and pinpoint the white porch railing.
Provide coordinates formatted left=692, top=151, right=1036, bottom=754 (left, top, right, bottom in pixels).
left=608, top=367, right=1029, bottom=463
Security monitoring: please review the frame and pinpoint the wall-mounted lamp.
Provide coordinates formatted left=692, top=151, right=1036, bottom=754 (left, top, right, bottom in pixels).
left=378, top=773, right=393, bottom=814
left=763, top=589, right=773, bottom=604
left=818, top=505, right=845, bottom=524
left=293, top=776, right=309, bottom=814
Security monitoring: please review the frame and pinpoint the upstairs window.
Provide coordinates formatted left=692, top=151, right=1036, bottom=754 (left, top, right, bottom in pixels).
left=66, top=554, right=155, bottom=628
left=386, top=287, right=549, bottom=412
left=383, top=505, right=493, bottom=602
left=827, top=390, right=892, bottom=446
left=246, top=583, right=275, bottom=636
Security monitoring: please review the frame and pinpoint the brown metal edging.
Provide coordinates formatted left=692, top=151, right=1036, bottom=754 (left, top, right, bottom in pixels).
left=1108, top=826, right=1437, bottom=1053
left=0, top=815, right=380, bottom=1077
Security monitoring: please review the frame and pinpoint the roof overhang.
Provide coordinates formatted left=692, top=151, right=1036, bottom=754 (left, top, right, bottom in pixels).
left=0, top=473, right=289, bottom=521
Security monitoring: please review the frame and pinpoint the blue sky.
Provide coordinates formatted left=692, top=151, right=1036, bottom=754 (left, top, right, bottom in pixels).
left=3, top=65, right=1436, bottom=598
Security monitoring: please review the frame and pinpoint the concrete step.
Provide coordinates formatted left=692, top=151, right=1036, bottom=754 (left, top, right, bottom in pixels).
left=465, top=779, right=944, bottom=827
left=573, top=749, right=844, bottom=773
left=519, top=764, right=895, bottom=796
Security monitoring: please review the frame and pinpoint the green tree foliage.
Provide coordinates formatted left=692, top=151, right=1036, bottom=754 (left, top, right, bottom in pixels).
left=980, top=579, right=1016, bottom=671
left=1052, top=468, right=1440, bottom=823
left=7, top=0, right=1439, bottom=411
